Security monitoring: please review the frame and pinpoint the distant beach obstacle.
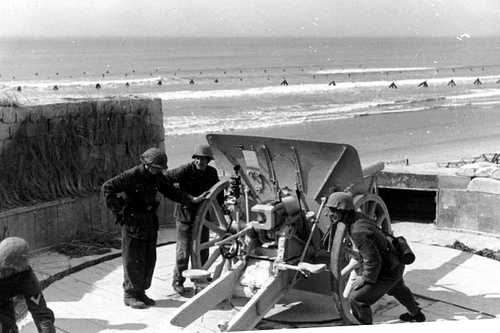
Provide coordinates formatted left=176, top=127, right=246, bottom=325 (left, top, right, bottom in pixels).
left=16, top=86, right=22, bottom=92
left=473, top=78, right=482, bottom=85
left=189, top=79, right=195, bottom=85
left=328, top=80, right=336, bottom=86
left=496, top=79, right=500, bottom=84
left=157, top=79, right=162, bottom=86
left=52, top=85, right=59, bottom=91
left=280, top=79, right=288, bottom=86
left=125, top=82, right=130, bottom=88
left=95, top=83, right=101, bottom=89
left=418, top=80, right=429, bottom=88
left=447, top=79, right=456, bottom=87
left=214, top=78, right=219, bottom=83
left=388, top=81, right=397, bottom=89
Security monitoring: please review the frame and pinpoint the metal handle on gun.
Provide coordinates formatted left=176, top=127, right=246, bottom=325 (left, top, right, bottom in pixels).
left=297, top=196, right=327, bottom=266
left=214, top=225, right=253, bottom=247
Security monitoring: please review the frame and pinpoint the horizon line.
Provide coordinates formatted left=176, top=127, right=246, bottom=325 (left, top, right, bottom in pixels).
left=1, top=34, right=500, bottom=40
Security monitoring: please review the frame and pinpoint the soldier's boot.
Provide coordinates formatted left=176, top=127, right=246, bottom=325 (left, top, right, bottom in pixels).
left=138, top=292, right=156, bottom=306
left=124, top=292, right=148, bottom=309
left=399, top=310, right=426, bottom=322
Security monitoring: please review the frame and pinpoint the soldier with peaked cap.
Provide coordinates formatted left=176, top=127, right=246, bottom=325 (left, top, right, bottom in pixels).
left=102, top=147, right=208, bottom=308
left=0, top=237, right=55, bottom=333
left=325, top=192, right=425, bottom=325
left=165, top=144, right=220, bottom=294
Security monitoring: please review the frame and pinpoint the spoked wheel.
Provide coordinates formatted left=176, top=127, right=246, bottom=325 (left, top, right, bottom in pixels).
left=330, top=193, right=392, bottom=324
left=354, top=193, right=392, bottom=233
left=191, top=179, right=241, bottom=280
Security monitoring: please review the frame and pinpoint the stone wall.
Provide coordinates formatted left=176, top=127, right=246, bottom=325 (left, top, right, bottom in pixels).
left=437, top=189, right=500, bottom=236
left=0, top=97, right=173, bottom=249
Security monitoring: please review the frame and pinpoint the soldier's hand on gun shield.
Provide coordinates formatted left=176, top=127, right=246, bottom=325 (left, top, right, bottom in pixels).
left=191, top=191, right=211, bottom=204
left=352, top=276, right=367, bottom=290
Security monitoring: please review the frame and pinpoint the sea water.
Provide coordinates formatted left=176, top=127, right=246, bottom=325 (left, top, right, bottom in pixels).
left=2, top=37, right=500, bottom=138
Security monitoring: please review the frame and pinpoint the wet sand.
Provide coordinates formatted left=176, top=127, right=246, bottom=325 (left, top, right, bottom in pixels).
left=164, top=104, right=500, bottom=168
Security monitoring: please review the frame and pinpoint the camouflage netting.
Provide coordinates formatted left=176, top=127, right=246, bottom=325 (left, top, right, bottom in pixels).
left=0, top=99, right=163, bottom=211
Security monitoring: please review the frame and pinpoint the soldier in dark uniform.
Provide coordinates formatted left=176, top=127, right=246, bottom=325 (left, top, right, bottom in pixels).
left=0, top=237, right=55, bottom=333
left=102, top=148, right=208, bottom=309
left=165, top=145, right=220, bottom=294
left=326, top=192, right=425, bottom=325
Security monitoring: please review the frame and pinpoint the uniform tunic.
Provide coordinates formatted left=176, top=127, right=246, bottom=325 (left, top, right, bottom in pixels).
left=102, top=164, right=192, bottom=296
left=347, top=213, right=420, bottom=324
left=165, top=162, right=219, bottom=285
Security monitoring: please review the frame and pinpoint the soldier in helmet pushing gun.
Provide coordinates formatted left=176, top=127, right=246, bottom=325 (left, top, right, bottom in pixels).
left=326, top=192, right=425, bottom=325
left=165, top=145, right=220, bottom=295
left=102, top=148, right=208, bottom=309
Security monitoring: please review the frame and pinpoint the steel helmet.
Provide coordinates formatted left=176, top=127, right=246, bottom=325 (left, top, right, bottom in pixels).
left=0, top=237, right=30, bottom=273
left=192, top=144, right=213, bottom=160
left=326, top=192, right=354, bottom=211
left=141, top=148, right=168, bottom=169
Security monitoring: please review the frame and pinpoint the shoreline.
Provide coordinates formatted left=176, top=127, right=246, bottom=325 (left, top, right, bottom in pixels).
left=164, top=104, right=500, bottom=168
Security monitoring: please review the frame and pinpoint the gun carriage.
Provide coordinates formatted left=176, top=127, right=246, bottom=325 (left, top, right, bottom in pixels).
left=170, top=134, right=391, bottom=330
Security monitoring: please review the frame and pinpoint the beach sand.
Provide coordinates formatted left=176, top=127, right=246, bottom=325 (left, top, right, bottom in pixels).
left=164, top=104, right=500, bottom=169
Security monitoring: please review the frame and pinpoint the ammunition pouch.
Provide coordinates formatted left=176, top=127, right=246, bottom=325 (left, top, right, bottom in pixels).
left=385, top=234, right=415, bottom=265
left=392, top=236, right=415, bottom=265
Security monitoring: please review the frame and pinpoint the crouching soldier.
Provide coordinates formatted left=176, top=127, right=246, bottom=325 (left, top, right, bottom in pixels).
left=325, top=192, right=425, bottom=325
left=102, top=147, right=208, bottom=309
left=0, top=237, right=55, bottom=333
left=165, top=144, right=219, bottom=294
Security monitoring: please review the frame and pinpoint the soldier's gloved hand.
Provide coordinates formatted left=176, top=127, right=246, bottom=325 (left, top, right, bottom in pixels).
left=352, top=276, right=368, bottom=290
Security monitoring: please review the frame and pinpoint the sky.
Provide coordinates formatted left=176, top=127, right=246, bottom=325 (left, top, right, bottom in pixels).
left=1, top=0, right=500, bottom=38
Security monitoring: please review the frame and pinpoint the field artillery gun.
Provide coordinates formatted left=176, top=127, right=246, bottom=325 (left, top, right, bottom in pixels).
left=170, top=134, right=392, bottom=330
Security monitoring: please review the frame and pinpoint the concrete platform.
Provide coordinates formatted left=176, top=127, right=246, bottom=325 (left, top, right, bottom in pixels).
left=17, top=225, right=500, bottom=332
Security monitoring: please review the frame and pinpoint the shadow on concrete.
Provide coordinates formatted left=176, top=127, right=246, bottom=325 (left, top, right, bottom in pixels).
left=404, top=250, right=500, bottom=317
left=154, top=298, right=185, bottom=308
left=20, top=318, right=147, bottom=333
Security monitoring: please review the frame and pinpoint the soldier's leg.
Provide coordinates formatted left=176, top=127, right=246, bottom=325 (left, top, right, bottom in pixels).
left=349, top=273, right=402, bottom=324
left=122, top=227, right=148, bottom=301
left=144, top=230, right=158, bottom=291
left=349, top=282, right=387, bottom=324
left=200, top=225, right=209, bottom=266
left=173, top=221, right=192, bottom=286
left=387, top=278, right=421, bottom=315
left=137, top=229, right=158, bottom=306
